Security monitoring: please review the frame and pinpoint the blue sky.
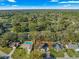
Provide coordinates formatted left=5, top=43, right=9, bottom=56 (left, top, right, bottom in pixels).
left=0, top=0, right=79, bottom=9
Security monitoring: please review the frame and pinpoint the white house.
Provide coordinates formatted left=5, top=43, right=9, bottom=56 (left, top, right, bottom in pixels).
left=66, top=43, right=79, bottom=52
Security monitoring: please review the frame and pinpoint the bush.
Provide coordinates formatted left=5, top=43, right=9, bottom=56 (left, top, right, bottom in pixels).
left=75, top=52, right=79, bottom=57
left=50, top=48, right=64, bottom=57
left=66, top=49, right=76, bottom=57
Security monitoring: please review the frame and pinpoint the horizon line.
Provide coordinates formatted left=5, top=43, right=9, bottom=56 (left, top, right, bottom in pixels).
left=0, top=8, right=79, bottom=10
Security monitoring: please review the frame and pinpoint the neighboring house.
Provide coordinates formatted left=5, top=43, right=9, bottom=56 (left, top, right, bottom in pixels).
left=21, top=41, right=33, bottom=54
left=40, top=43, right=49, bottom=53
left=18, top=33, right=29, bottom=40
left=8, top=41, right=20, bottom=48
left=9, top=42, right=15, bottom=48
left=66, top=43, right=79, bottom=52
left=18, top=33, right=28, bottom=38
left=53, top=43, right=63, bottom=52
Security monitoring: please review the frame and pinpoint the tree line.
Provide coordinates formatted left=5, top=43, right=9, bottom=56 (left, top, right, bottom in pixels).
left=0, top=10, right=79, bottom=46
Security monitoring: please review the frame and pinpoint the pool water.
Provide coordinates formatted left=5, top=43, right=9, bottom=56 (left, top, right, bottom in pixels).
left=24, top=42, right=33, bottom=44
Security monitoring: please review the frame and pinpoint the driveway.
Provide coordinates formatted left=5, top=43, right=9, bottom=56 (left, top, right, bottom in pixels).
left=8, top=47, right=16, bottom=56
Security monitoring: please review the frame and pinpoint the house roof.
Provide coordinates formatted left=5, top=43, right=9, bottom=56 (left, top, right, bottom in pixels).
left=66, top=43, right=79, bottom=49
left=41, top=43, right=48, bottom=49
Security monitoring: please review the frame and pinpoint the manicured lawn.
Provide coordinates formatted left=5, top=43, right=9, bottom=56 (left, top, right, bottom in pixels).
left=75, top=52, right=79, bottom=57
left=0, top=47, right=12, bottom=54
left=66, top=49, right=75, bottom=57
left=50, top=48, right=64, bottom=57
left=30, top=49, right=43, bottom=59
left=12, top=48, right=29, bottom=59
left=12, top=48, right=43, bottom=59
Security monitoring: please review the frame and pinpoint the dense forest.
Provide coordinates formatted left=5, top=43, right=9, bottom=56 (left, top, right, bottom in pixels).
left=0, top=9, right=79, bottom=46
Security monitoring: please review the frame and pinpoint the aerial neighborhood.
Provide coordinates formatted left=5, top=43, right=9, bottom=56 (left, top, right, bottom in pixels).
left=0, top=10, right=79, bottom=59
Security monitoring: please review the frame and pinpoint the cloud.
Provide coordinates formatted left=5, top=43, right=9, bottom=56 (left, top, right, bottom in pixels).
left=8, top=0, right=16, bottom=2
left=63, top=4, right=71, bottom=7
left=50, top=0, right=58, bottom=2
left=12, top=5, right=17, bottom=6
left=59, top=1, right=79, bottom=3
left=11, top=5, right=18, bottom=7
left=0, top=6, right=79, bottom=10
left=0, top=6, right=54, bottom=10
left=59, top=4, right=79, bottom=9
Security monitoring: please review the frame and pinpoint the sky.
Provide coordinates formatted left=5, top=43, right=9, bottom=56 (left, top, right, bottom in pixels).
left=0, top=0, right=79, bottom=9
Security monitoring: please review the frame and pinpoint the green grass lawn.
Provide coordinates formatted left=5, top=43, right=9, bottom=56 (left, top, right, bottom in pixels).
left=75, top=52, right=79, bottom=57
left=12, top=48, right=29, bottom=59
left=66, top=49, right=79, bottom=57
left=50, top=48, right=64, bottom=57
left=66, top=49, right=75, bottom=57
left=30, top=49, right=43, bottom=59
left=12, top=48, right=43, bottom=59
left=1, top=46, right=79, bottom=59
left=0, top=47, right=12, bottom=54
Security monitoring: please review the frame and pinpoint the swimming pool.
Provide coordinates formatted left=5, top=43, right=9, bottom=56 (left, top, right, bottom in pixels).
left=24, top=41, right=33, bottom=44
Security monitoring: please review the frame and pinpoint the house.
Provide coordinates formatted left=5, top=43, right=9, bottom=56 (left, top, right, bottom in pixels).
left=53, top=43, right=64, bottom=52
left=9, top=42, right=15, bottom=48
left=8, top=40, right=20, bottom=48
left=34, top=39, right=53, bottom=53
left=21, top=41, right=33, bottom=54
left=41, top=43, right=49, bottom=52
left=66, top=43, right=79, bottom=52
left=18, top=33, right=29, bottom=40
